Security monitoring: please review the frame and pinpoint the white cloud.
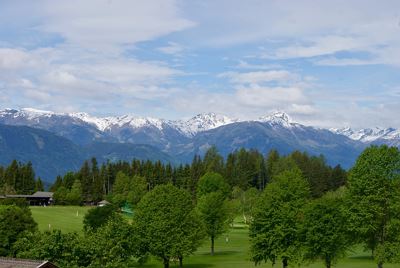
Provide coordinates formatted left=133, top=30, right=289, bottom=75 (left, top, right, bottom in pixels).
left=267, top=35, right=367, bottom=59
left=38, top=0, right=195, bottom=50
left=219, top=70, right=299, bottom=85
left=0, top=48, right=39, bottom=70
left=235, top=85, right=309, bottom=107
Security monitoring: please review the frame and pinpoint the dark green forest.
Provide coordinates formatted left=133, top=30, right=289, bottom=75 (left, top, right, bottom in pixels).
left=45, top=147, right=347, bottom=205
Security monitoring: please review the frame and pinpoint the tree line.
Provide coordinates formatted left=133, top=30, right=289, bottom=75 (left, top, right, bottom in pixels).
left=0, top=160, right=44, bottom=195
left=49, top=146, right=347, bottom=205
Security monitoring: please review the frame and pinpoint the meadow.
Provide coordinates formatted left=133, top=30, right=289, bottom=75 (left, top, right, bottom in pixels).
left=30, top=206, right=398, bottom=268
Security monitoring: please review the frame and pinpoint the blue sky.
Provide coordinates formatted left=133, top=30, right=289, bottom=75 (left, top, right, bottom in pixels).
left=0, top=0, right=400, bottom=128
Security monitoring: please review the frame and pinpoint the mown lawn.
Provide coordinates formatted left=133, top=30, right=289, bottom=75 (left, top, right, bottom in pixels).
left=30, top=206, right=91, bottom=233
left=30, top=206, right=398, bottom=267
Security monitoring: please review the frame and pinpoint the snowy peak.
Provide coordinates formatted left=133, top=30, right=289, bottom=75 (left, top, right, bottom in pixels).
left=70, top=113, right=166, bottom=131
left=258, top=111, right=294, bottom=127
left=69, top=112, right=112, bottom=131
left=0, top=108, right=58, bottom=122
left=174, top=113, right=239, bottom=137
left=331, top=127, right=400, bottom=142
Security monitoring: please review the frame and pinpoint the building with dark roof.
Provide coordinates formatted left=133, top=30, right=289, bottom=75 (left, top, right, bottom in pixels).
left=0, top=257, right=58, bottom=268
left=3, top=192, right=54, bottom=206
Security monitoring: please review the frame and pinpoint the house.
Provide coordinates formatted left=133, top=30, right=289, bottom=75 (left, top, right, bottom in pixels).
left=3, top=191, right=54, bottom=206
left=0, top=257, right=58, bottom=268
left=97, top=200, right=111, bottom=207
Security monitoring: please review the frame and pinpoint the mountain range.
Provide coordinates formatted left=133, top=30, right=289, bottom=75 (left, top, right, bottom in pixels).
left=0, top=108, right=398, bottom=182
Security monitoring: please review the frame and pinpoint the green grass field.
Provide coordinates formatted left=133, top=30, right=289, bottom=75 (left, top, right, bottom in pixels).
left=30, top=206, right=91, bottom=233
left=30, top=206, right=398, bottom=268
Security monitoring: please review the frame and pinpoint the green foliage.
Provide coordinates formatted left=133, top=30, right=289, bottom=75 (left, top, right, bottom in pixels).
left=13, top=229, right=78, bottom=265
left=225, top=149, right=267, bottom=190
left=66, top=179, right=83, bottom=205
left=196, top=191, right=231, bottom=255
left=134, top=184, right=205, bottom=268
left=0, top=160, right=41, bottom=195
left=203, top=146, right=224, bottom=174
left=197, top=172, right=230, bottom=198
left=13, top=215, right=140, bottom=268
left=347, top=145, right=400, bottom=267
left=301, top=192, right=350, bottom=268
left=79, top=215, right=140, bottom=268
left=111, top=171, right=147, bottom=207
left=0, top=198, right=28, bottom=207
left=53, top=186, right=69, bottom=205
left=34, top=178, right=44, bottom=192
left=0, top=205, right=37, bottom=256
left=83, top=204, right=117, bottom=232
left=250, top=169, right=310, bottom=267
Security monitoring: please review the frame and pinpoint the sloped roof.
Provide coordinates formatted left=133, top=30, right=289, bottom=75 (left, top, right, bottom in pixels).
left=98, top=200, right=111, bottom=205
left=0, top=258, right=58, bottom=268
left=31, top=192, right=53, bottom=198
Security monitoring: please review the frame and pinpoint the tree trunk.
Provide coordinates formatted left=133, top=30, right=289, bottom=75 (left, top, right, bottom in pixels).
left=378, top=262, right=383, bottom=268
left=179, top=256, right=183, bottom=268
left=282, top=257, right=288, bottom=268
left=325, top=256, right=331, bottom=268
left=211, top=236, right=215, bottom=255
left=163, top=257, right=169, bottom=268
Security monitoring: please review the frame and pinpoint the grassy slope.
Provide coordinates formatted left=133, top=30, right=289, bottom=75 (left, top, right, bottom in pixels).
left=30, top=206, right=398, bottom=268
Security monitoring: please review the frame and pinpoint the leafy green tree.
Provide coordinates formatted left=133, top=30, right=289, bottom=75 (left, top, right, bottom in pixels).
left=203, top=146, right=224, bottom=174
left=197, top=172, right=230, bottom=198
left=127, top=175, right=148, bottom=206
left=196, top=191, right=230, bottom=255
left=13, top=230, right=78, bottom=266
left=250, top=169, right=310, bottom=268
left=134, top=184, right=205, bottom=268
left=62, top=172, right=76, bottom=189
left=14, top=216, right=140, bottom=268
left=83, top=204, right=117, bottom=232
left=50, top=175, right=63, bottom=192
left=0, top=205, right=37, bottom=256
left=53, top=186, right=68, bottom=205
left=301, top=191, right=350, bottom=268
left=79, top=215, right=140, bottom=268
left=66, top=179, right=83, bottom=205
left=111, top=172, right=147, bottom=207
left=347, top=145, right=400, bottom=268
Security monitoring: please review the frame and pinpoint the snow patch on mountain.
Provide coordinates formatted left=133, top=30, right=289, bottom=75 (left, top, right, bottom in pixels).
left=173, top=113, right=239, bottom=137
left=330, top=127, right=400, bottom=143
left=70, top=112, right=166, bottom=131
left=258, top=111, right=294, bottom=128
left=0, top=108, right=58, bottom=121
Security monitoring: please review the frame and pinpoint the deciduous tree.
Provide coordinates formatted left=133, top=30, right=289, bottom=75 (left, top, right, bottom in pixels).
left=250, top=169, right=310, bottom=268
left=134, top=184, right=205, bottom=268
left=347, top=145, right=400, bottom=268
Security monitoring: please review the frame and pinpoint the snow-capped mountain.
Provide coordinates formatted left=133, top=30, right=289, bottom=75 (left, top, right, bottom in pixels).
left=0, top=108, right=243, bottom=138
left=1, top=107, right=398, bottom=177
left=331, top=127, right=400, bottom=144
left=258, top=111, right=296, bottom=128
left=70, top=112, right=166, bottom=132
left=0, top=108, right=306, bottom=138
left=172, top=113, right=239, bottom=137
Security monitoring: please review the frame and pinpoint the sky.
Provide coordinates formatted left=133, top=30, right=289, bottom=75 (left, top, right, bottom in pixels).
left=0, top=0, right=400, bottom=128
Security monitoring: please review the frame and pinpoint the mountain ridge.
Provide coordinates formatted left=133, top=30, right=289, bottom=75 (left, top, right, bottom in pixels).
left=0, top=107, right=398, bottom=182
